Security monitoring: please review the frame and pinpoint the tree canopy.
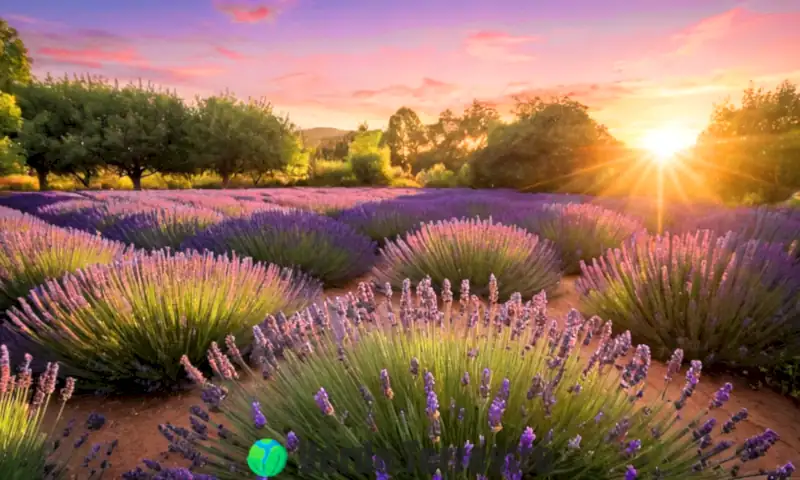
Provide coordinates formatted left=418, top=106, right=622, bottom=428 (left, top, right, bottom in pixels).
left=469, top=96, right=619, bottom=192
left=696, top=80, right=800, bottom=202
left=0, top=18, right=32, bottom=91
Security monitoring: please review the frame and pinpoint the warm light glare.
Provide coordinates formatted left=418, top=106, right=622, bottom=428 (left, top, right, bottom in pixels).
left=640, top=127, right=698, bottom=162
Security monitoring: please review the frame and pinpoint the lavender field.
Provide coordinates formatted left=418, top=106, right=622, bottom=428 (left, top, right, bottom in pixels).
left=0, top=187, right=799, bottom=480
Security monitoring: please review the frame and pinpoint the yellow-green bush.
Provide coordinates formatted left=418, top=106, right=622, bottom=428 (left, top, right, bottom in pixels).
left=0, top=174, right=37, bottom=191
left=416, top=163, right=457, bottom=187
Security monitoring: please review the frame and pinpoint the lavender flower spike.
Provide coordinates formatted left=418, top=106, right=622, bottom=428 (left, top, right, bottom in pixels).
left=251, top=401, right=266, bottom=429
left=314, top=388, right=335, bottom=416
left=488, top=398, right=506, bottom=433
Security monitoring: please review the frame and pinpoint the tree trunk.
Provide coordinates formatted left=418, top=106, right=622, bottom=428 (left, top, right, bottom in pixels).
left=221, top=172, right=231, bottom=188
left=130, top=171, right=143, bottom=191
left=36, top=170, right=50, bottom=191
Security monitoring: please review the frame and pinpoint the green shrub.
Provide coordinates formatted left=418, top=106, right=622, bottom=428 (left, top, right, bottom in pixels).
left=0, top=225, right=130, bottom=312
left=349, top=152, right=392, bottom=186
left=416, top=163, right=457, bottom=187
left=577, top=230, right=800, bottom=368
left=6, top=250, right=321, bottom=392
left=169, top=278, right=793, bottom=479
left=374, top=217, right=562, bottom=299
left=310, top=160, right=357, bottom=186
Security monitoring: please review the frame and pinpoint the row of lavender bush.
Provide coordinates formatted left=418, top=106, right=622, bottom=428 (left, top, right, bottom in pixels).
left=4, top=189, right=797, bottom=478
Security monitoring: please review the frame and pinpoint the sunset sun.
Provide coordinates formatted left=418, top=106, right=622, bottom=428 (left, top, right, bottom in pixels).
left=640, top=127, right=698, bottom=162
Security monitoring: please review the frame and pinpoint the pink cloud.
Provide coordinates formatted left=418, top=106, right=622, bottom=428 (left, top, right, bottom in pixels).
left=215, top=2, right=275, bottom=23
left=351, top=78, right=457, bottom=101
left=37, top=47, right=145, bottom=69
left=215, top=46, right=247, bottom=60
left=670, top=8, right=745, bottom=56
left=464, top=30, right=541, bottom=62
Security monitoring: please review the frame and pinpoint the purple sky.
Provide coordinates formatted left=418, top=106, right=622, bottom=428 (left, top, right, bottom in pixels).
left=3, top=0, right=799, bottom=145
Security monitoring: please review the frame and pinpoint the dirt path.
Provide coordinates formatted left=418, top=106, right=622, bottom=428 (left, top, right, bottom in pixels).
left=52, top=275, right=799, bottom=478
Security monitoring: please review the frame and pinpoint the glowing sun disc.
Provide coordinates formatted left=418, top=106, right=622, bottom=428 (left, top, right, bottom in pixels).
left=640, top=127, right=697, bottom=162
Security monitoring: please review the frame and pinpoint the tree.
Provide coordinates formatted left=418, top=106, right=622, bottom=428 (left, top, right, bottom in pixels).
left=0, top=18, right=32, bottom=91
left=460, top=100, right=500, bottom=150
left=383, top=107, right=427, bottom=172
left=12, top=76, right=89, bottom=190
left=245, top=114, right=303, bottom=185
left=0, top=90, right=22, bottom=174
left=696, top=80, right=800, bottom=202
left=469, top=95, right=619, bottom=192
left=189, top=93, right=294, bottom=188
left=54, top=77, right=115, bottom=187
left=100, top=82, right=195, bottom=190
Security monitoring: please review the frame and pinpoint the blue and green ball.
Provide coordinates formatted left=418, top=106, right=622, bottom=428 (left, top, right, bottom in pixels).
left=247, top=438, right=288, bottom=478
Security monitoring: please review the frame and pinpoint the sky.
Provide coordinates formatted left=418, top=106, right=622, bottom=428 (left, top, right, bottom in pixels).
left=3, top=0, right=799, bottom=146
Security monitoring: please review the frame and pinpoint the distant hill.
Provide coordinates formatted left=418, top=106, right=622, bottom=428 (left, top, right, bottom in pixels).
left=301, top=127, right=353, bottom=147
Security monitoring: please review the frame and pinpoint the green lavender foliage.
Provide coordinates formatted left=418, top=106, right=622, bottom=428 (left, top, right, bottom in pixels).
left=577, top=230, right=800, bottom=367
left=5, top=250, right=321, bottom=392
left=0, top=224, right=131, bottom=312
left=170, top=278, right=790, bottom=479
left=373, top=217, right=562, bottom=299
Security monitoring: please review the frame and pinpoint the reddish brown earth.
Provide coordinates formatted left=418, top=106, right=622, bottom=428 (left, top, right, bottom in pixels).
left=52, top=276, right=800, bottom=478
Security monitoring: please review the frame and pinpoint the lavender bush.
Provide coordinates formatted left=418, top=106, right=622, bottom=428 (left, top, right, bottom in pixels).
left=679, top=207, right=800, bottom=257
left=374, top=217, right=562, bottom=299
left=577, top=230, right=800, bottom=367
left=0, top=225, right=131, bottom=312
left=5, top=250, right=321, bottom=392
left=336, top=200, right=455, bottom=244
left=1, top=345, right=112, bottom=479
left=183, top=210, right=376, bottom=286
left=160, top=278, right=793, bottom=479
left=503, top=203, right=646, bottom=274
left=35, top=199, right=171, bottom=233
left=0, top=192, right=81, bottom=215
left=0, top=209, right=48, bottom=233
left=101, top=206, right=224, bottom=250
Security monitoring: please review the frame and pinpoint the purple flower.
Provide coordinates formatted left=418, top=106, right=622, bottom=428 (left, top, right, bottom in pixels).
left=86, top=412, right=106, bottom=431
left=625, top=439, right=642, bottom=456
left=462, top=440, right=474, bottom=469
left=625, top=465, right=637, bottom=480
left=286, top=431, right=299, bottom=453
left=314, top=388, right=335, bottom=416
left=380, top=369, right=394, bottom=400
left=664, top=348, right=684, bottom=384
left=709, top=382, right=733, bottom=409
left=693, top=418, right=716, bottom=440
left=498, top=378, right=511, bottom=401
left=426, top=390, right=440, bottom=420
left=722, top=408, right=748, bottom=433
left=518, top=426, right=535, bottom=455
left=251, top=401, right=266, bottom=429
left=423, top=371, right=436, bottom=394
left=502, top=453, right=523, bottom=480
left=432, top=469, right=442, bottom=480
left=488, top=398, right=506, bottom=432
left=568, top=435, right=582, bottom=450
left=740, top=428, right=780, bottom=462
